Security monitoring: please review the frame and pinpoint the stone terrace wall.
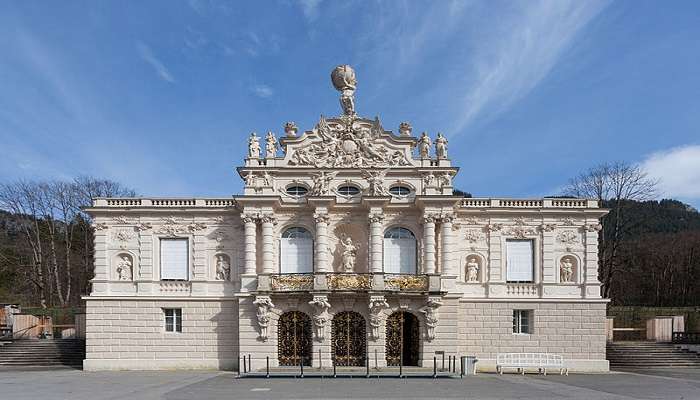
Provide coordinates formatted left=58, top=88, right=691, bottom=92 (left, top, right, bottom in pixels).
left=459, top=301, right=608, bottom=372
left=83, top=299, right=238, bottom=370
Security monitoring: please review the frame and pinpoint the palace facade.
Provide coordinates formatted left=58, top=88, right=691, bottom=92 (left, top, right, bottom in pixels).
left=83, top=66, right=609, bottom=372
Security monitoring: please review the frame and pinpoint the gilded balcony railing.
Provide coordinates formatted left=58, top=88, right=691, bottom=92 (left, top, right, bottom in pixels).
left=270, top=274, right=314, bottom=291
left=384, top=274, right=429, bottom=291
left=327, top=273, right=372, bottom=290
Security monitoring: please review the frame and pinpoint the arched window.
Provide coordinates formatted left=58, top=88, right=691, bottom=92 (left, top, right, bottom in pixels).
left=383, top=227, right=417, bottom=274
left=280, top=227, right=314, bottom=273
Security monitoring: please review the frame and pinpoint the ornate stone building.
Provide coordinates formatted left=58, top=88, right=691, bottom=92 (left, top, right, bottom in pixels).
left=83, top=65, right=609, bottom=372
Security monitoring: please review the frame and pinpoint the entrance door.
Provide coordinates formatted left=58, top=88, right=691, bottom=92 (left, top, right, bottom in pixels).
left=386, top=312, right=420, bottom=366
left=332, top=311, right=366, bottom=366
left=278, top=311, right=312, bottom=366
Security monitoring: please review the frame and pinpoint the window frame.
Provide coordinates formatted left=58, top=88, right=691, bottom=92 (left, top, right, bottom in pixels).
left=512, top=310, right=532, bottom=335
left=505, top=239, right=535, bottom=283
left=280, top=227, right=314, bottom=273
left=160, top=238, right=189, bottom=281
left=383, top=227, right=418, bottom=274
left=164, top=308, right=183, bottom=333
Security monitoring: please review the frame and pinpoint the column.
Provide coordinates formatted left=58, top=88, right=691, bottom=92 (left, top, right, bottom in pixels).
left=368, top=213, right=384, bottom=273
left=440, top=213, right=455, bottom=276
left=422, top=214, right=437, bottom=274
left=314, top=212, right=330, bottom=273
left=243, top=213, right=257, bottom=275
left=261, top=214, right=276, bottom=274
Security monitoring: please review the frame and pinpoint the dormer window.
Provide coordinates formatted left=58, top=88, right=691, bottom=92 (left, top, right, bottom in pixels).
left=286, top=186, right=309, bottom=196
left=337, top=185, right=361, bottom=196
left=389, top=186, right=411, bottom=197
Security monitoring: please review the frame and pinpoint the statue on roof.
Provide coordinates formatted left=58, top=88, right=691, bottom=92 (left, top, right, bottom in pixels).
left=435, top=132, right=448, bottom=159
left=248, top=133, right=260, bottom=159
left=265, top=131, right=277, bottom=158
left=331, top=65, right=357, bottom=116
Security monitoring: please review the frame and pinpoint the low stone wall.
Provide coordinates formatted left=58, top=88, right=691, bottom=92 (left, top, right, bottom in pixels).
left=459, top=301, right=609, bottom=372
left=83, top=298, right=238, bottom=371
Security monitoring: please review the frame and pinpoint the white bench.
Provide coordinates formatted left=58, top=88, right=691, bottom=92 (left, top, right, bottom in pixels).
left=496, top=353, right=568, bottom=375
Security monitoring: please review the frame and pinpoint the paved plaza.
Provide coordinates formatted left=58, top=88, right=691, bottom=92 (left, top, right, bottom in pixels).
left=1, top=368, right=699, bottom=400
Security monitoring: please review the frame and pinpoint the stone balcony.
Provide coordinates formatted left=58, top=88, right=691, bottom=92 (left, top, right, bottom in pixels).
left=460, top=198, right=599, bottom=209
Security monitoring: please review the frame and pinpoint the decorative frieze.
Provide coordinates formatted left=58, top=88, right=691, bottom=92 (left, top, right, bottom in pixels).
left=270, top=274, right=314, bottom=291
left=384, top=274, right=428, bottom=291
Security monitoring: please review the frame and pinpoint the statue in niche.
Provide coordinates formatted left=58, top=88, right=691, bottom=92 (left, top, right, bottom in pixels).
left=466, top=257, right=480, bottom=282
left=248, top=133, right=261, bottom=158
left=265, top=131, right=277, bottom=158
left=284, top=121, right=298, bottom=137
left=116, top=255, right=132, bottom=281
left=331, top=65, right=357, bottom=116
left=560, top=257, right=575, bottom=283
left=215, top=254, right=230, bottom=281
left=363, top=169, right=390, bottom=196
left=435, top=132, right=448, bottom=159
left=340, top=236, right=358, bottom=272
left=310, top=171, right=337, bottom=196
left=418, top=132, right=432, bottom=158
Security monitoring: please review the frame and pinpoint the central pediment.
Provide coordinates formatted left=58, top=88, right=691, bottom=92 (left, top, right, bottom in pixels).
left=280, top=115, right=418, bottom=169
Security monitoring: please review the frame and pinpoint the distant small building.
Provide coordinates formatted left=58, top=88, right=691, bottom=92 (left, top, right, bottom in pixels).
left=83, top=66, right=609, bottom=372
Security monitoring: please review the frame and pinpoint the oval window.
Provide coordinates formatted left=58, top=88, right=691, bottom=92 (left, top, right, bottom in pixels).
left=337, top=185, right=361, bottom=196
left=286, top=186, right=308, bottom=196
left=389, top=186, right=411, bottom=196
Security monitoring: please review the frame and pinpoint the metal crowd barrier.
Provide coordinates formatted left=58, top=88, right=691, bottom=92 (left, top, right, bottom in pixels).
left=236, top=350, right=476, bottom=379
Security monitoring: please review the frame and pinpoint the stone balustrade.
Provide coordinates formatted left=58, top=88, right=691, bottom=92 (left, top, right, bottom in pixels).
left=505, top=283, right=539, bottom=297
left=94, top=198, right=236, bottom=208
left=460, top=198, right=599, bottom=209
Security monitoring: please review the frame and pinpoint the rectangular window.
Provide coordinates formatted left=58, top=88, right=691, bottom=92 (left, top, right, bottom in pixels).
left=513, top=310, right=532, bottom=334
left=164, top=308, right=182, bottom=333
left=506, top=239, right=534, bottom=282
left=160, top=239, right=189, bottom=280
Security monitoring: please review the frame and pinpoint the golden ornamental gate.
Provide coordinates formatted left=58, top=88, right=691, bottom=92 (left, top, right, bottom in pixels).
left=386, top=311, right=420, bottom=366
left=277, top=311, right=312, bottom=366
left=332, top=311, right=366, bottom=366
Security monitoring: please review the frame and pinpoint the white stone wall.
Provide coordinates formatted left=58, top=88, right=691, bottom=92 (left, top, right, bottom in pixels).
left=83, top=299, right=238, bottom=371
left=458, top=301, right=608, bottom=372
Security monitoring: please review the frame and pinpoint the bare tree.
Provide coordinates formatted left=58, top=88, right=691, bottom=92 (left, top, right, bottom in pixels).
left=0, top=176, right=135, bottom=307
left=563, top=161, right=658, bottom=299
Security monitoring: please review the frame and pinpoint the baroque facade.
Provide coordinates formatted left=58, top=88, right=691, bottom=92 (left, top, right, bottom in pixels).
left=83, top=65, right=609, bottom=372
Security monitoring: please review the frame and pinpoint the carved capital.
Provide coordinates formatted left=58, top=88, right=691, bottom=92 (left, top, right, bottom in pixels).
left=486, top=223, right=502, bottom=232
left=439, top=213, right=455, bottom=224
left=241, top=213, right=257, bottom=224
left=368, top=213, right=385, bottom=224
left=422, top=214, right=438, bottom=224
left=259, top=214, right=278, bottom=225
left=539, top=223, right=556, bottom=232
left=313, top=213, right=330, bottom=224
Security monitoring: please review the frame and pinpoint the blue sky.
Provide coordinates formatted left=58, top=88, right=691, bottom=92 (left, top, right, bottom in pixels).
left=1, top=1, right=699, bottom=207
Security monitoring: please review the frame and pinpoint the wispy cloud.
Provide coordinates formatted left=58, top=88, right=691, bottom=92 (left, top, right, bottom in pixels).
left=641, top=144, right=700, bottom=200
left=298, top=0, right=323, bottom=22
left=252, top=84, right=274, bottom=98
left=137, top=41, right=175, bottom=83
left=450, top=1, right=608, bottom=133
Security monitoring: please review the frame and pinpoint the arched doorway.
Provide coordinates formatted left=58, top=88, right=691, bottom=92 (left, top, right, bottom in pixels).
left=277, top=311, right=312, bottom=366
left=386, top=312, right=420, bottom=366
left=332, top=311, right=366, bottom=366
